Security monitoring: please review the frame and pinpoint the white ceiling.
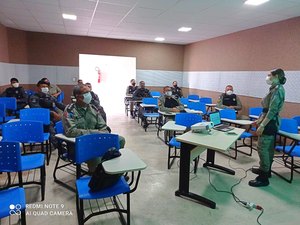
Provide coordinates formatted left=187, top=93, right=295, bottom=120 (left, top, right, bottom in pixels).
left=0, top=0, right=300, bottom=45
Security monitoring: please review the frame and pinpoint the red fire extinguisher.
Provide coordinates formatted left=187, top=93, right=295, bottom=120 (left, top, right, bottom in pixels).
left=95, top=67, right=101, bottom=83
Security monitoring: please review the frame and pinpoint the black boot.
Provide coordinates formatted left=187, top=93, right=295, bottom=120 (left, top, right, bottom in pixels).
left=249, top=172, right=270, bottom=187
left=251, top=167, right=272, bottom=178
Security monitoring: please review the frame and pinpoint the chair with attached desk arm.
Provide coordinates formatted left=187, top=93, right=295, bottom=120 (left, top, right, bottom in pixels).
left=140, top=97, right=160, bottom=131
left=75, top=133, right=146, bottom=225
left=187, top=94, right=200, bottom=102
left=0, top=187, right=26, bottom=225
left=187, top=101, right=207, bottom=118
left=168, top=113, right=202, bottom=170
left=0, top=97, right=17, bottom=115
left=0, top=103, right=16, bottom=125
left=2, top=120, right=50, bottom=165
left=200, top=97, right=214, bottom=113
left=0, top=141, right=46, bottom=201
left=273, top=118, right=300, bottom=183
left=19, top=108, right=52, bottom=165
left=292, top=116, right=300, bottom=129
left=150, top=91, right=161, bottom=98
left=179, top=97, right=189, bottom=106
left=219, top=109, right=254, bottom=159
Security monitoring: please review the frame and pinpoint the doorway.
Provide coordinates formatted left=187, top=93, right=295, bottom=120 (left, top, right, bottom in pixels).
left=79, top=54, right=136, bottom=115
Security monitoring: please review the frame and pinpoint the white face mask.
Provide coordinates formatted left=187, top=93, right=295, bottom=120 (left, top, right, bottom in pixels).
left=266, top=76, right=273, bottom=85
left=83, top=92, right=92, bottom=104
left=41, top=87, right=49, bottom=93
left=226, top=90, right=233, bottom=95
left=12, top=83, right=19, bottom=88
left=165, top=91, right=172, bottom=96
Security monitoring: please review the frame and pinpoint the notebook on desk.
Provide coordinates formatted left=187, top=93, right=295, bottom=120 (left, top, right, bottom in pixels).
left=209, top=111, right=234, bottom=132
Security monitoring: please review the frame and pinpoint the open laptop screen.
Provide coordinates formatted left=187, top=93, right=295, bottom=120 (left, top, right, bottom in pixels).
left=209, top=112, right=222, bottom=126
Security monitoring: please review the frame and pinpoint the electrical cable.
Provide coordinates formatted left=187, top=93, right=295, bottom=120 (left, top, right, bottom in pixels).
left=205, top=151, right=264, bottom=224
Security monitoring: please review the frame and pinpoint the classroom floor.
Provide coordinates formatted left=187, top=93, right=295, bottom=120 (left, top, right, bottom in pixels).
left=1, top=113, right=300, bottom=225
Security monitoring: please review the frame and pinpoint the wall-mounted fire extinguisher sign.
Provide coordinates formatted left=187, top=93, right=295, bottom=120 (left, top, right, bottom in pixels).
left=95, top=67, right=101, bottom=83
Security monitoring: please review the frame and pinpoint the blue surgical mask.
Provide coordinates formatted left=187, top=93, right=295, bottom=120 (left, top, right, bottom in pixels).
left=82, top=92, right=92, bottom=104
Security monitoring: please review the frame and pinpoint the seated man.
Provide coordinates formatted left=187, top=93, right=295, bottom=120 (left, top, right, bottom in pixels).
left=41, top=77, right=62, bottom=99
left=159, top=86, right=184, bottom=113
left=171, top=81, right=183, bottom=99
left=29, top=80, right=66, bottom=147
left=62, top=84, right=125, bottom=172
left=126, top=79, right=138, bottom=118
left=1, top=78, right=28, bottom=110
left=216, top=85, right=242, bottom=111
left=85, top=82, right=107, bottom=122
left=133, top=81, right=152, bottom=126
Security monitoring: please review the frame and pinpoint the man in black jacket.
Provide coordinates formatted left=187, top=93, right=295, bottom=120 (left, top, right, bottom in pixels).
left=1, top=78, right=28, bottom=110
left=29, top=80, right=66, bottom=147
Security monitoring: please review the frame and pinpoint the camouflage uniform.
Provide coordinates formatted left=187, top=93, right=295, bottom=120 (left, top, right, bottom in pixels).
left=62, top=103, right=125, bottom=172
left=158, top=95, right=184, bottom=113
left=216, top=93, right=242, bottom=111
left=256, top=84, right=285, bottom=172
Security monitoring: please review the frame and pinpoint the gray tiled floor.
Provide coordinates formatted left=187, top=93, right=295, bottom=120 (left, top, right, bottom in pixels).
left=1, top=113, right=300, bottom=225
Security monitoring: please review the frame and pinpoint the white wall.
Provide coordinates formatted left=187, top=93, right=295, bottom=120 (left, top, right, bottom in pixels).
left=0, top=62, right=299, bottom=103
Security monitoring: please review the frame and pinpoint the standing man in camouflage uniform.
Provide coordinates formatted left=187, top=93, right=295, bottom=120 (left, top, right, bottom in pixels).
left=249, top=69, right=286, bottom=187
left=62, top=84, right=125, bottom=172
left=125, top=79, right=138, bottom=118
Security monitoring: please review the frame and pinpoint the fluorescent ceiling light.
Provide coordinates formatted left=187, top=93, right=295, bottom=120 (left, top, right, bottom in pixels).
left=178, top=27, right=192, bottom=32
left=62, top=13, right=77, bottom=20
left=155, top=37, right=165, bottom=42
left=244, top=0, right=269, bottom=6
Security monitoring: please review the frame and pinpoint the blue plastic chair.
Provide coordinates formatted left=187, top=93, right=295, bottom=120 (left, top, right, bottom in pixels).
left=74, top=134, right=131, bottom=225
left=141, top=98, right=160, bottom=131
left=179, top=97, right=189, bottom=106
left=0, top=103, right=16, bottom=124
left=0, top=97, right=17, bottom=111
left=219, top=108, right=236, bottom=120
left=200, top=97, right=212, bottom=104
left=0, top=141, right=46, bottom=201
left=292, top=116, right=300, bottom=128
left=0, top=187, right=26, bottom=224
left=57, top=91, right=64, bottom=103
left=20, top=108, right=50, bottom=125
left=150, top=91, right=161, bottom=98
left=2, top=121, right=51, bottom=165
left=274, top=118, right=300, bottom=183
left=249, top=107, right=263, bottom=119
left=219, top=109, right=253, bottom=159
left=188, top=94, right=200, bottom=101
left=187, top=101, right=207, bottom=116
left=168, top=113, right=202, bottom=170
left=55, top=120, right=64, bottom=134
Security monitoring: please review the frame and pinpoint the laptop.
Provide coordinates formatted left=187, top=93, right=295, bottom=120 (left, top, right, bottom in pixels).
left=209, top=111, right=234, bottom=132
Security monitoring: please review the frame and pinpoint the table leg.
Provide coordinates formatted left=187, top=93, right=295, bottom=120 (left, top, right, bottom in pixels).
left=175, top=142, right=216, bottom=209
left=203, top=149, right=235, bottom=175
